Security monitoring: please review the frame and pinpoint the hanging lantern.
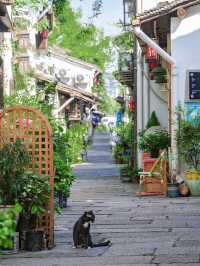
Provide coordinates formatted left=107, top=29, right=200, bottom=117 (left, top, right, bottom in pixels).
left=148, top=62, right=157, bottom=70
left=151, top=64, right=167, bottom=84
left=145, top=45, right=158, bottom=64
left=40, top=29, right=48, bottom=39
left=129, top=96, right=134, bottom=112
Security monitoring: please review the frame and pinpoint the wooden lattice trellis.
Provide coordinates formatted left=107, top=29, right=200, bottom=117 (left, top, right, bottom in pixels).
left=0, top=106, right=54, bottom=248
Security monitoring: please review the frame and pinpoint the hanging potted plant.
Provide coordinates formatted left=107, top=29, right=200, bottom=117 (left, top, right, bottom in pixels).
left=151, top=64, right=167, bottom=84
left=177, top=115, right=200, bottom=195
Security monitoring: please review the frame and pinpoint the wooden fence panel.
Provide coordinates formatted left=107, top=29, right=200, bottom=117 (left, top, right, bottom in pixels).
left=0, top=106, right=54, bottom=248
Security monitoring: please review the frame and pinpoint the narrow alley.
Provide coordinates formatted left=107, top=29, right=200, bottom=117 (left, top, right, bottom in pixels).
left=1, top=132, right=200, bottom=266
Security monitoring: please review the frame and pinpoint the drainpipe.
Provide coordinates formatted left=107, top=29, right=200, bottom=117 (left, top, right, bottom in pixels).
left=132, top=23, right=179, bottom=172
left=133, top=26, right=175, bottom=65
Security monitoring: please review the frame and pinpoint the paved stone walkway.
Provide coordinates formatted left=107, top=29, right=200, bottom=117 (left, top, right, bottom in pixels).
left=2, top=132, right=200, bottom=265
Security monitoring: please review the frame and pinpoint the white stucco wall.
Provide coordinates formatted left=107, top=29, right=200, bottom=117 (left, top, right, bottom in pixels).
left=31, top=53, right=97, bottom=93
left=2, top=32, right=13, bottom=96
left=171, top=5, right=200, bottom=106
left=136, top=50, right=168, bottom=167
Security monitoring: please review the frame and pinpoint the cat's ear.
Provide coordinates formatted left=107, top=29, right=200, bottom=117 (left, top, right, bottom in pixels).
left=84, top=211, right=88, bottom=216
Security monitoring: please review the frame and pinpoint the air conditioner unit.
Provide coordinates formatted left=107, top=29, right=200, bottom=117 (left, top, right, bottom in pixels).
left=75, top=74, right=85, bottom=84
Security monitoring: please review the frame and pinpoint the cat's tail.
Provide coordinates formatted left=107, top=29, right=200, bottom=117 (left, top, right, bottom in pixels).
left=91, top=240, right=111, bottom=248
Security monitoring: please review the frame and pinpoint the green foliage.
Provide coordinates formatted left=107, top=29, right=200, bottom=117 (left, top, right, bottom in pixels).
left=14, top=0, right=49, bottom=31
left=112, top=122, right=133, bottom=164
left=14, top=0, right=48, bottom=9
left=50, top=0, right=110, bottom=69
left=177, top=116, right=200, bottom=170
left=138, top=128, right=170, bottom=157
left=146, top=111, right=160, bottom=129
left=92, top=76, right=118, bottom=115
left=18, top=172, right=50, bottom=220
left=113, top=145, right=123, bottom=162
left=53, top=122, right=88, bottom=197
left=114, top=122, right=132, bottom=147
left=0, top=203, right=22, bottom=250
left=0, top=142, right=30, bottom=205
left=36, top=17, right=49, bottom=32
left=13, top=17, right=30, bottom=30
left=113, top=32, right=133, bottom=52
left=13, top=67, right=27, bottom=92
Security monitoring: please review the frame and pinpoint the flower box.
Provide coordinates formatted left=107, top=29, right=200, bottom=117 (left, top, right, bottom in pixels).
left=143, top=158, right=157, bottom=172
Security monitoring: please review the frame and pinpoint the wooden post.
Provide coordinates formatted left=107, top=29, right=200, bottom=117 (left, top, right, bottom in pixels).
left=0, top=56, right=3, bottom=111
left=167, top=63, right=172, bottom=135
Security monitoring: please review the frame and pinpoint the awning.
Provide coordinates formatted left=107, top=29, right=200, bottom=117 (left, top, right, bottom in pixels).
left=57, top=83, right=95, bottom=104
left=35, top=73, right=96, bottom=104
left=137, top=0, right=200, bottom=24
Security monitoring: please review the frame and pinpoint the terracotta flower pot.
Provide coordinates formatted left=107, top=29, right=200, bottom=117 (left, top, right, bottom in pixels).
left=142, top=152, right=151, bottom=160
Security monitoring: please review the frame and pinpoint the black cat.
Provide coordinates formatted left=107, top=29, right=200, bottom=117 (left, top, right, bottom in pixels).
left=73, top=211, right=111, bottom=249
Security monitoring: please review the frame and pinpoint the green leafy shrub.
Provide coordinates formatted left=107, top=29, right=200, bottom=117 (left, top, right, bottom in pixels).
left=146, top=111, right=160, bottom=129
left=0, top=141, right=30, bottom=205
left=0, top=203, right=22, bottom=250
left=177, top=116, right=200, bottom=170
left=138, top=127, right=170, bottom=158
left=18, top=172, right=50, bottom=230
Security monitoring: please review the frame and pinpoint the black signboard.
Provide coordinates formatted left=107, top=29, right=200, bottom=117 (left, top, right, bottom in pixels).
left=189, top=72, right=200, bottom=100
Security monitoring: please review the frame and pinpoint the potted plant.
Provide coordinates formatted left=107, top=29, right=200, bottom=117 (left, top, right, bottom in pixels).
left=151, top=64, right=167, bottom=84
left=120, top=165, right=131, bottom=182
left=142, top=111, right=161, bottom=160
left=113, top=144, right=124, bottom=164
left=54, top=153, right=75, bottom=208
left=139, top=126, right=170, bottom=159
left=0, top=203, right=22, bottom=254
left=177, top=116, right=200, bottom=195
left=0, top=141, right=29, bottom=252
left=17, top=171, right=51, bottom=251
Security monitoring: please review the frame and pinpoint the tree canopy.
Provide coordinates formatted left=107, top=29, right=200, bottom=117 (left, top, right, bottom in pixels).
left=50, top=0, right=110, bottom=70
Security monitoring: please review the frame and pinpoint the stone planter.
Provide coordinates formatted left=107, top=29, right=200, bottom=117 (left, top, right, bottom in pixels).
left=185, top=171, right=200, bottom=196
left=167, top=183, right=179, bottom=198
left=2, top=232, right=19, bottom=255
left=25, top=230, right=44, bottom=251
left=120, top=168, right=131, bottom=183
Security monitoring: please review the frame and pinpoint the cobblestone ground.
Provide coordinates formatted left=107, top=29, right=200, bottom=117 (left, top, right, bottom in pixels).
left=2, top=132, right=200, bottom=266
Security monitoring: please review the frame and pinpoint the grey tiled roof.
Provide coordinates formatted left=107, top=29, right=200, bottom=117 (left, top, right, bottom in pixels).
left=137, top=0, right=200, bottom=23
left=0, top=0, right=13, bottom=4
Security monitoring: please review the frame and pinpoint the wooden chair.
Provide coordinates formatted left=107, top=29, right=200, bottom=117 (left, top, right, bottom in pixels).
left=137, top=150, right=168, bottom=196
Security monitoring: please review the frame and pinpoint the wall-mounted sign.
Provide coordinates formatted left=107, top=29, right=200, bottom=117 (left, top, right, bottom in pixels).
left=189, top=71, right=200, bottom=99
left=145, top=45, right=158, bottom=64
left=36, top=61, right=90, bottom=89
left=185, top=101, right=200, bottom=122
